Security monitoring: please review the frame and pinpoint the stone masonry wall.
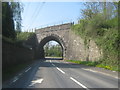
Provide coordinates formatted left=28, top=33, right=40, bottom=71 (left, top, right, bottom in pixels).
left=2, top=41, right=34, bottom=70
left=66, top=30, right=102, bottom=61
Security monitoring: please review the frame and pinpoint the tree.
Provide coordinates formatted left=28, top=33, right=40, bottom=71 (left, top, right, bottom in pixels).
left=44, top=42, right=62, bottom=57
left=82, top=2, right=118, bottom=20
left=11, top=2, right=23, bottom=32
left=2, top=2, right=16, bottom=39
left=2, top=2, right=23, bottom=39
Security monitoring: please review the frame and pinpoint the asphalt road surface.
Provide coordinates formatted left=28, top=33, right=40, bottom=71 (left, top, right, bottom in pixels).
left=2, top=58, right=119, bottom=89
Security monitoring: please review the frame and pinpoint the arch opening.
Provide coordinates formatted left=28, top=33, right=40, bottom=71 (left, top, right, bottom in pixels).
left=37, top=34, right=66, bottom=60
left=44, top=41, right=63, bottom=60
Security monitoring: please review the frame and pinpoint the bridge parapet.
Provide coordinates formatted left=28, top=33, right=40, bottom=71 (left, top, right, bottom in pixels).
left=35, top=23, right=72, bottom=34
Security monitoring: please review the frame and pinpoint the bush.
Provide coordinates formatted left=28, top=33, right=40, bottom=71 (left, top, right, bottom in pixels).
left=16, top=32, right=35, bottom=41
left=71, top=16, right=118, bottom=69
left=66, top=60, right=119, bottom=72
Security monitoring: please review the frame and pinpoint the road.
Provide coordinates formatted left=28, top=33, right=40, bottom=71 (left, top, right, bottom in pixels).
left=2, top=58, right=119, bottom=89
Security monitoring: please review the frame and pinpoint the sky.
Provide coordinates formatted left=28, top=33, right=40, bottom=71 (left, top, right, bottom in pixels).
left=21, top=2, right=84, bottom=45
left=21, top=2, right=84, bottom=32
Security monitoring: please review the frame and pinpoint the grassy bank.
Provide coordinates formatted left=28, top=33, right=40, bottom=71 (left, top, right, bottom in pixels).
left=66, top=60, right=119, bottom=72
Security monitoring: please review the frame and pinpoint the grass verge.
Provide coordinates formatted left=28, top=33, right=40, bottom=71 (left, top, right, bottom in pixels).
left=66, top=60, right=119, bottom=72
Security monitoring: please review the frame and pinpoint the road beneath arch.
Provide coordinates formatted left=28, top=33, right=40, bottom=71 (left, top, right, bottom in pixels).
left=2, top=58, right=119, bottom=89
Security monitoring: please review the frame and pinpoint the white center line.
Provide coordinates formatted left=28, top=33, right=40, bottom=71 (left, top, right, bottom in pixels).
left=25, top=67, right=31, bottom=72
left=56, top=67, right=65, bottom=74
left=70, top=77, right=89, bottom=90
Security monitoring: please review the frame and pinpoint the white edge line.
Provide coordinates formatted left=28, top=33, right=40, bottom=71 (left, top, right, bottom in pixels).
left=19, top=73, right=23, bottom=76
left=70, top=77, right=88, bottom=89
left=13, top=78, right=19, bottom=82
left=52, top=63, right=55, bottom=66
left=56, top=67, right=65, bottom=74
left=82, top=68, right=119, bottom=79
left=25, top=67, right=31, bottom=72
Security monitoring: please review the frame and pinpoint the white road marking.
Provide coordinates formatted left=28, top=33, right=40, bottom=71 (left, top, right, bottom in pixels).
left=29, top=79, right=43, bottom=86
left=56, top=67, right=65, bottom=74
left=52, top=63, right=55, bottom=66
left=13, top=77, right=19, bottom=82
left=25, top=67, right=31, bottom=72
left=112, top=71, right=116, bottom=72
left=70, top=77, right=89, bottom=90
left=65, top=62, right=69, bottom=63
left=82, top=68, right=97, bottom=73
left=82, top=68, right=119, bottom=79
left=19, top=73, right=23, bottom=76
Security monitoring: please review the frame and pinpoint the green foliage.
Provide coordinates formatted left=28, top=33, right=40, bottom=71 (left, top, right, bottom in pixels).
left=2, top=2, right=16, bottom=39
left=10, top=2, right=23, bottom=32
left=95, top=28, right=118, bottom=66
left=71, top=2, right=118, bottom=69
left=2, top=2, right=23, bottom=39
left=16, top=32, right=35, bottom=41
left=2, top=32, right=35, bottom=47
left=66, top=60, right=119, bottom=72
left=2, top=36, right=16, bottom=43
left=66, top=60, right=98, bottom=66
left=96, top=64, right=119, bottom=72
left=44, top=44, right=62, bottom=57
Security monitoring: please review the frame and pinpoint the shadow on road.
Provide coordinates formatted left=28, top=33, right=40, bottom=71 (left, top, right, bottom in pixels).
left=38, top=57, right=90, bottom=69
left=45, top=57, right=63, bottom=60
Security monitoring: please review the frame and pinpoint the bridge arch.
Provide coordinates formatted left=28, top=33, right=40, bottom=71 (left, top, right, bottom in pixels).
left=35, top=23, right=101, bottom=61
left=37, top=34, right=67, bottom=59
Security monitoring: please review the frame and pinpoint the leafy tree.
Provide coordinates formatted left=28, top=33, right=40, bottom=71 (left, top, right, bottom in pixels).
left=2, top=2, right=23, bottom=39
left=72, top=2, right=119, bottom=66
left=44, top=42, right=62, bottom=57
left=2, top=2, right=15, bottom=39
left=10, top=2, right=23, bottom=32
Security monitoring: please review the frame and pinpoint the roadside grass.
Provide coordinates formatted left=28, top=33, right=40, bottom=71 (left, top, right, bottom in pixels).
left=66, top=60, right=120, bottom=72
left=3, top=61, right=34, bottom=82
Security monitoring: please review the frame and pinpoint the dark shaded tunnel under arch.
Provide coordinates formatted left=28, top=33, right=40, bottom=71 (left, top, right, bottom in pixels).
left=37, top=34, right=66, bottom=60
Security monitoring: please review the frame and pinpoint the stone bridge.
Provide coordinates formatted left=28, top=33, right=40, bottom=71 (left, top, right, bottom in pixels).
left=33, top=23, right=102, bottom=61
